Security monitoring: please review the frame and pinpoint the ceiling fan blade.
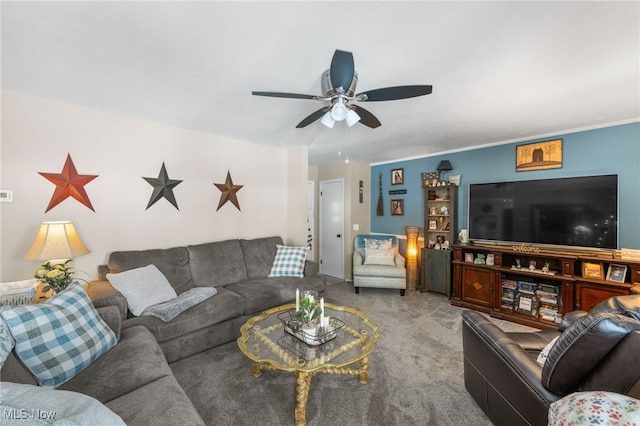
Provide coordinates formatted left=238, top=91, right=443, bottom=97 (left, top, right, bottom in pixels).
left=351, top=105, right=382, bottom=128
left=252, top=91, right=317, bottom=100
left=296, top=107, right=330, bottom=128
left=357, top=85, right=433, bottom=102
left=330, top=50, right=355, bottom=92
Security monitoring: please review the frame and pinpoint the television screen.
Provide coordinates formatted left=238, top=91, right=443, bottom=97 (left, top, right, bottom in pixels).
left=468, top=175, right=618, bottom=249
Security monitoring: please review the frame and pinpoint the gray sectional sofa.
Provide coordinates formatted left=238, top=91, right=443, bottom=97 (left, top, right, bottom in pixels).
left=2, top=236, right=326, bottom=425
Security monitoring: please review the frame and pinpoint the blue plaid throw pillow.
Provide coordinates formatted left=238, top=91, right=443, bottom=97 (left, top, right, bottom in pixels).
left=268, top=244, right=307, bottom=278
left=0, top=281, right=117, bottom=388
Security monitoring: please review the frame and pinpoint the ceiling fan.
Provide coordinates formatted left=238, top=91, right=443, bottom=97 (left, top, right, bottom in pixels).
left=252, top=49, right=432, bottom=129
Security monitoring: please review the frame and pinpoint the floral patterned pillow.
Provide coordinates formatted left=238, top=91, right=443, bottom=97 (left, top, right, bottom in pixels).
left=364, top=238, right=392, bottom=250
left=548, top=391, right=640, bottom=425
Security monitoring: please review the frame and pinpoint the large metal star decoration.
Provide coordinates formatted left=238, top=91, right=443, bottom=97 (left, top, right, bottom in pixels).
left=39, top=154, right=98, bottom=213
left=214, top=171, right=243, bottom=211
left=143, top=162, right=183, bottom=210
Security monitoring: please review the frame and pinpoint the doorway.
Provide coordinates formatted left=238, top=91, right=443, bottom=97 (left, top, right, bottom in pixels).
left=319, top=179, right=344, bottom=279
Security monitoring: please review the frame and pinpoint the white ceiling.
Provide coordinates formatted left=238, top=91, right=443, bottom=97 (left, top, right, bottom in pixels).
left=2, top=1, right=639, bottom=166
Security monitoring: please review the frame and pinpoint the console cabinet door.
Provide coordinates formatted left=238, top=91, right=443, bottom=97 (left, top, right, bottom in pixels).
left=575, top=281, right=631, bottom=312
left=461, top=266, right=492, bottom=307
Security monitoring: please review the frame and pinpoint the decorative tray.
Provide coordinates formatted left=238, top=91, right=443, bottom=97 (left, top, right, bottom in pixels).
left=277, top=309, right=345, bottom=346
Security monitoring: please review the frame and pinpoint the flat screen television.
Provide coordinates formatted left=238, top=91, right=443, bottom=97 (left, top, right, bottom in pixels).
left=468, top=175, right=618, bottom=249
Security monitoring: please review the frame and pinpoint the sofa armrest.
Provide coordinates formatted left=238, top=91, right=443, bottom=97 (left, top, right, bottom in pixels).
left=394, top=253, right=405, bottom=268
left=86, top=280, right=128, bottom=320
left=304, top=260, right=320, bottom=276
left=461, top=310, right=561, bottom=425
left=96, top=305, right=122, bottom=340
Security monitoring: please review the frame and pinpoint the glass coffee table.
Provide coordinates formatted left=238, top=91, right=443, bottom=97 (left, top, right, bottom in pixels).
left=237, top=302, right=381, bottom=426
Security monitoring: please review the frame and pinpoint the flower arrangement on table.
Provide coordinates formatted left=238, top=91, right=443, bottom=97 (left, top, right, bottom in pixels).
left=34, top=260, right=76, bottom=294
left=295, top=290, right=329, bottom=328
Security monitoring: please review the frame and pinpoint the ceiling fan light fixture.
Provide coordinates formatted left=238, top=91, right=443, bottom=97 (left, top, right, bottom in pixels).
left=345, top=109, right=361, bottom=127
left=320, top=111, right=335, bottom=128
left=330, top=101, right=348, bottom=121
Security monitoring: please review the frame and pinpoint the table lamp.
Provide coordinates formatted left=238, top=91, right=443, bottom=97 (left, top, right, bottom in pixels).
left=25, top=221, right=90, bottom=263
left=437, top=160, right=453, bottom=182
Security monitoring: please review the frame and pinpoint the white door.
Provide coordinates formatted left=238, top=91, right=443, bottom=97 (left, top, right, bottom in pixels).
left=319, top=179, right=344, bottom=279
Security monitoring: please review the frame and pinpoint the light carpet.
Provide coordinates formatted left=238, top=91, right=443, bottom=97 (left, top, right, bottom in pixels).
left=170, top=281, right=534, bottom=425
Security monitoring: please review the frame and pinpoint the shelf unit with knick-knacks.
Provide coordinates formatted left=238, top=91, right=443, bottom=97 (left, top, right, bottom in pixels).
left=451, top=242, right=640, bottom=329
left=420, top=178, right=458, bottom=296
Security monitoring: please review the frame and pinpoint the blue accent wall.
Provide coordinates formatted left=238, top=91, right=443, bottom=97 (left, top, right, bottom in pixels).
left=371, top=122, right=640, bottom=249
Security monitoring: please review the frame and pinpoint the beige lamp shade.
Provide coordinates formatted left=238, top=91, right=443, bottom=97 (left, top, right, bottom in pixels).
left=25, top=221, right=90, bottom=261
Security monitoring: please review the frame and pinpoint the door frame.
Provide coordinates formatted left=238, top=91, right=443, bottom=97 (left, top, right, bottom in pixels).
left=319, top=178, right=345, bottom=279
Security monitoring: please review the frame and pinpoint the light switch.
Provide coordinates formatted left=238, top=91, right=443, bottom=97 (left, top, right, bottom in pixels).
left=0, top=190, right=13, bottom=202
left=353, top=224, right=359, bottom=231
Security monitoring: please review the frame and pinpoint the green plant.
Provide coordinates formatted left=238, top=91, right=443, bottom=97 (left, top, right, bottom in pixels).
left=296, top=296, right=322, bottom=326
left=34, top=260, right=75, bottom=293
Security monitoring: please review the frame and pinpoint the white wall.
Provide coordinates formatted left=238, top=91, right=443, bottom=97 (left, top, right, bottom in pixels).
left=0, top=92, right=308, bottom=281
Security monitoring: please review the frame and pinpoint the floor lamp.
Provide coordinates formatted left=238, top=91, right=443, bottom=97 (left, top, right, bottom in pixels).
left=405, top=226, right=421, bottom=291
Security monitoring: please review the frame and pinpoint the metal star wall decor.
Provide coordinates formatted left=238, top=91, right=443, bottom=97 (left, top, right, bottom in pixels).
left=214, top=170, right=243, bottom=211
left=39, top=154, right=98, bottom=213
left=143, top=162, right=183, bottom=210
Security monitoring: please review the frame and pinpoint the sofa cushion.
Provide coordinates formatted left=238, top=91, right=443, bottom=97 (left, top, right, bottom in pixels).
left=108, top=247, right=194, bottom=295
left=121, top=287, right=244, bottom=343
left=268, top=244, right=307, bottom=278
left=240, top=236, right=283, bottom=279
left=107, top=265, right=177, bottom=316
left=226, top=275, right=326, bottom=315
left=58, top=325, right=174, bottom=402
left=0, top=282, right=117, bottom=388
left=187, top=240, right=248, bottom=287
left=106, top=375, right=205, bottom=426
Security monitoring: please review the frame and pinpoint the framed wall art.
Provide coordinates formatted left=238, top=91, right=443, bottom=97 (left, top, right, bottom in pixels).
left=391, top=199, right=404, bottom=216
left=391, top=168, right=404, bottom=185
left=516, top=139, right=562, bottom=172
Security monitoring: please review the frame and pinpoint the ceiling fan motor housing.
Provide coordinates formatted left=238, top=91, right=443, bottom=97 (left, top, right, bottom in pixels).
left=321, top=69, right=358, bottom=98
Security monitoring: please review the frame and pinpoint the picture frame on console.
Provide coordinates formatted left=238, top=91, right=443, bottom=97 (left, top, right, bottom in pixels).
left=606, top=264, right=627, bottom=283
left=582, top=261, right=605, bottom=279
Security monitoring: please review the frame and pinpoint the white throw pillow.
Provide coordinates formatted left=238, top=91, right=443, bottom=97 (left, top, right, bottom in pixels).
left=107, top=265, right=177, bottom=316
left=363, top=248, right=396, bottom=266
left=536, top=336, right=559, bottom=366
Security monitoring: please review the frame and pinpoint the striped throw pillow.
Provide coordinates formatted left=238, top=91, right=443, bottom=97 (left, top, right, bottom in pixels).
left=0, top=281, right=117, bottom=388
left=268, top=244, right=307, bottom=278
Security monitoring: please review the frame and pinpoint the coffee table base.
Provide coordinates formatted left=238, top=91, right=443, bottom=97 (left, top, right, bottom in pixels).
left=252, top=357, right=371, bottom=426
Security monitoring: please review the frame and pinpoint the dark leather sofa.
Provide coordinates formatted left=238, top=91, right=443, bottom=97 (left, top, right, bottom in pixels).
left=461, top=294, right=640, bottom=426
